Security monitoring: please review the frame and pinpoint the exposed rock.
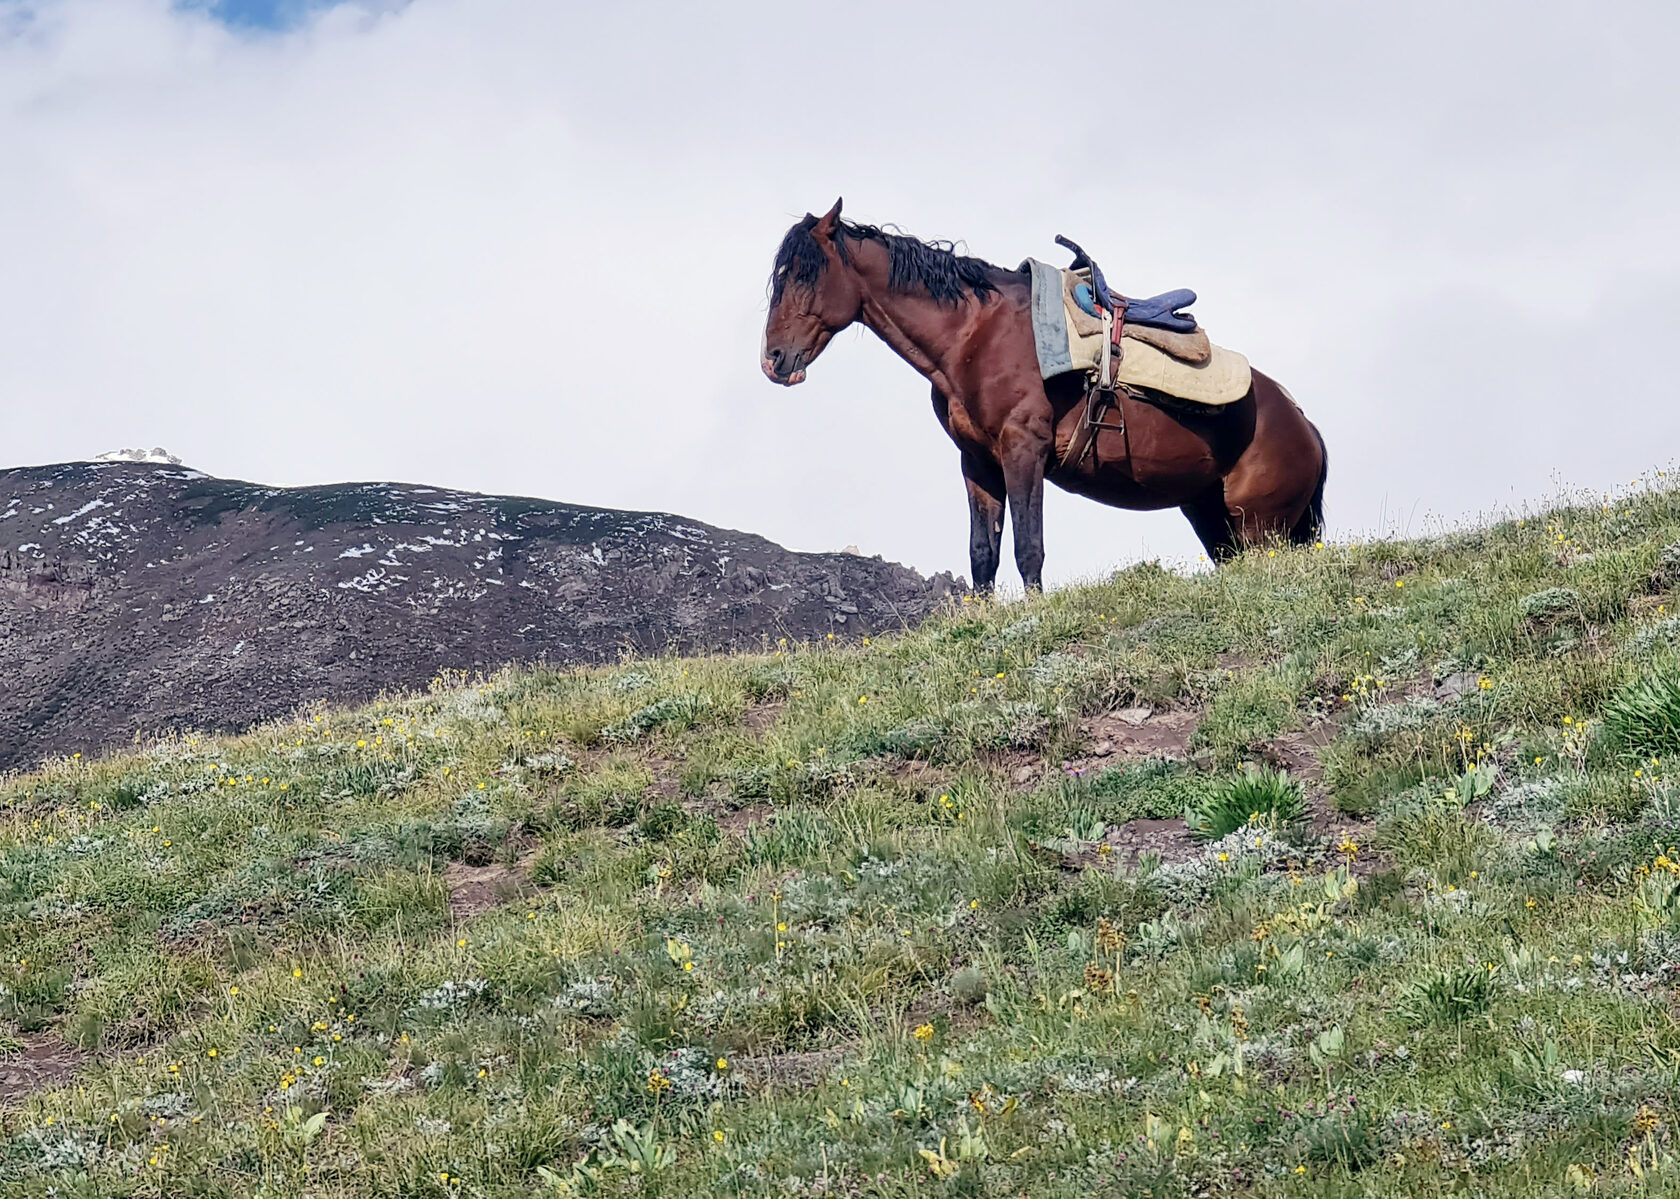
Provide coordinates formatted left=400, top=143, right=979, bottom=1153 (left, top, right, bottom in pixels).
left=0, top=461, right=960, bottom=772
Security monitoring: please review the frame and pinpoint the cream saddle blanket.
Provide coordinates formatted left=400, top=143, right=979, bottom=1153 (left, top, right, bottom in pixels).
left=1023, top=258, right=1252, bottom=406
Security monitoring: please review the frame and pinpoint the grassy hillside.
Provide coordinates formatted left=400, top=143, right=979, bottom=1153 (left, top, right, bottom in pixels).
left=10, top=480, right=1680, bottom=1196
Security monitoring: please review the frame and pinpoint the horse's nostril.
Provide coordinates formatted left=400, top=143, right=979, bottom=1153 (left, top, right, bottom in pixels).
left=769, top=348, right=786, bottom=372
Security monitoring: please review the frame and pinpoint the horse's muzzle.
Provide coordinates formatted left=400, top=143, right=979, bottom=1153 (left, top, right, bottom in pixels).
left=761, top=353, right=806, bottom=387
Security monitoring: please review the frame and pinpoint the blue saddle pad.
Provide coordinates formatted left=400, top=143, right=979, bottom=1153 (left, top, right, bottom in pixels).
left=1073, top=283, right=1199, bottom=334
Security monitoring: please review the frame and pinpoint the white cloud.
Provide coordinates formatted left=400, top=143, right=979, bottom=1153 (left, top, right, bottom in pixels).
left=2, top=0, right=1677, bottom=587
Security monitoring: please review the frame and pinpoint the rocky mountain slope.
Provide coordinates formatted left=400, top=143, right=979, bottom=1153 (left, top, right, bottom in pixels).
left=0, top=460, right=958, bottom=772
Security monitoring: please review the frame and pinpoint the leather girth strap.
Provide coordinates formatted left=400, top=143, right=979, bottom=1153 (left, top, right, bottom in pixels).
left=1058, top=385, right=1131, bottom=473
left=1058, top=298, right=1131, bottom=473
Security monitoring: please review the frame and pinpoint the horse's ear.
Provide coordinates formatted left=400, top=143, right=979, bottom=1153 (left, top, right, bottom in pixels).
left=813, top=197, right=843, bottom=237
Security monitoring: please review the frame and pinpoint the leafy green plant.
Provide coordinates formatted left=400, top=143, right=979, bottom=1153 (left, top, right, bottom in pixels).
left=1185, top=767, right=1306, bottom=841
left=1400, top=964, right=1499, bottom=1026
left=1518, top=587, right=1582, bottom=626
left=638, top=803, right=688, bottom=841
left=1087, top=758, right=1218, bottom=822
left=600, top=1119, right=675, bottom=1174
left=602, top=693, right=718, bottom=743
left=1296, top=1102, right=1381, bottom=1169
left=1602, top=667, right=1680, bottom=760
left=1308, top=1023, right=1346, bottom=1090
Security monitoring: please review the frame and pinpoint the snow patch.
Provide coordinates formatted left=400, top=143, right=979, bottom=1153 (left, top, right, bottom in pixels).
left=94, top=447, right=183, bottom=465
left=53, top=499, right=111, bottom=524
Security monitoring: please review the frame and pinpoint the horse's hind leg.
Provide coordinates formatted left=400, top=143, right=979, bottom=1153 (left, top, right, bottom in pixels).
left=1218, top=373, right=1327, bottom=552
left=1180, top=487, right=1240, bottom=562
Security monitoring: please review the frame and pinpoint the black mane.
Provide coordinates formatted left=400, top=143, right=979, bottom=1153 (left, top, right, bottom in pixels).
left=770, top=216, right=1010, bottom=307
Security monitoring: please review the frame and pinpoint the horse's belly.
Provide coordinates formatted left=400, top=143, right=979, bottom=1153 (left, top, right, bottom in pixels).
left=1050, top=464, right=1205, bottom=511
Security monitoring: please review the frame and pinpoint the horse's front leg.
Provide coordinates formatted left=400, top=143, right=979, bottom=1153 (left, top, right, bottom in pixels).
left=961, top=451, right=1006, bottom=596
left=998, top=423, right=1049, bottom=592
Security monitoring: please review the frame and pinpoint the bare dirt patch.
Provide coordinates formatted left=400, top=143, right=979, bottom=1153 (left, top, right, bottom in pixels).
left=1104, top=816, right=1201, bottom=866
left=444, top=855, right=537, bottom=922
left=1259, top=728, right=1328, bottom=784
left=1057, top=706, right=1202, bottom=779
left=0, top=1033, right=89, bottom=1105
left=887, top=759, right=951, bottom=791
left=982, top=749, right=1043, bottom=788
left=709, top=802, right=774, bottom=837
left=743, top=702, right=783, bottom=736
left=1046, top=816, right=1201, bottom=872
left=1085, top=707, right=1199, bottom=760
left=1257, top=724, right=1379, bottom=864
left=733, top=1046, right=850, bottom=1092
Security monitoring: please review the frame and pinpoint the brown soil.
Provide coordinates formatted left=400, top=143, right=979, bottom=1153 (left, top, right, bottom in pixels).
left=644, top=755, right=685, bottom=802
left=732, top=1047, right=850, bottom=1091
left=982, top=749, right=1043, bottom=789
left=743, top=702, right=784, bottom=736
left=1259, top=728, right=1328, bottom=783
left=0, top=1034, right=88, bottom=1105
left=1047, top=814, right=1201, bottom=873
left=1091, top=707, right=1198, bottom=759
left=1059, top=706, right=1201, bottom=779
left=444, top=855, right=537, bottom=922
left=887, top=759, right=951, bottom=791
left=1258, top=723, right=1383, bottom=874
left=1104, top=816, right=1201, bottom=866
left=708, top=802, right=774, bottom=836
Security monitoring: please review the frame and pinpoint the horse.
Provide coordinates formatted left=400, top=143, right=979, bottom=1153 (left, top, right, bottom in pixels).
left=760, top=199, right=1329, bottom=593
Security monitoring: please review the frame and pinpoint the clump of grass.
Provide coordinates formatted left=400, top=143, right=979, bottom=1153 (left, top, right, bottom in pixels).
left=601, top=693, right=718, bottom=744
left=1518, top=587, right=1582, bottom=626
left=1085, top=758, right=1218, bottom=822
left=1601, top=667, right=1680, bottom=760
left=1400, top=964, right=1499, bottom=1026
left=1185, top=766, right=1306, bottom=841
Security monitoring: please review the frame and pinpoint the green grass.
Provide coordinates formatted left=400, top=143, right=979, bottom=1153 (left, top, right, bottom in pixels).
left=1602, top=665, right=1680, bottom=762
left=9, top=479, right=1680, bottom=1194
left=1186, top=767, right=1307, bottom=841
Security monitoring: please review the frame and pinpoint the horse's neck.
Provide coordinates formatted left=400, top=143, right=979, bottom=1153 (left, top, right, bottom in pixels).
left=856, top=285, right=966, bottom=394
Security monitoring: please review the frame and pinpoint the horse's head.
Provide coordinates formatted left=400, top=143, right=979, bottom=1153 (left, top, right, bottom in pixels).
left=762, top=198, right=862, bottom=386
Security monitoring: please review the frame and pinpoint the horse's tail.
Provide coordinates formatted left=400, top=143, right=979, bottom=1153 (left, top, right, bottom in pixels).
left=1289, top=420, right=1329, bottom=545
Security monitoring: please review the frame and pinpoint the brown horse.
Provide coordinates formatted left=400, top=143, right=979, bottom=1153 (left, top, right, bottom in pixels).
left=761, top=200, right=1329, bottom=592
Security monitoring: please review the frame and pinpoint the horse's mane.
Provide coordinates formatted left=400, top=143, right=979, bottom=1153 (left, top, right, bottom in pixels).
left=770, top=215, right=1012, bottom=307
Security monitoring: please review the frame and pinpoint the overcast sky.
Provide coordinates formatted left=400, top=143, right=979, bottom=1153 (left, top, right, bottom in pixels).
left=3, top=1, right=1678, bottom=587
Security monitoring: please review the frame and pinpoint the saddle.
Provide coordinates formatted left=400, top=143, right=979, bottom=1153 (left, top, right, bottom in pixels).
left=1057, top=235, right=1198, bottom=334
left=1047, top=236, right=1245, bottom=472
left=1062, top=270, right=1213, bottom=366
